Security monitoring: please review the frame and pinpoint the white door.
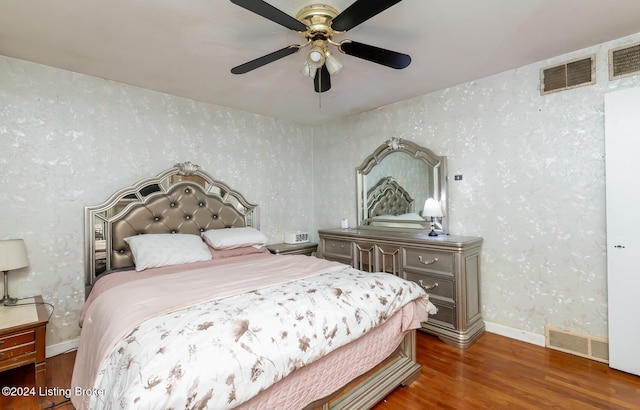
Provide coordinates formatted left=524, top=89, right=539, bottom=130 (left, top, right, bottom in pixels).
left=605, top=86, right=640, bottom=376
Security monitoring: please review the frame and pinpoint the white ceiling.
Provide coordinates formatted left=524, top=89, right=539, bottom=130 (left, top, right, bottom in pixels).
left=2, top=1, right=640, bottom=125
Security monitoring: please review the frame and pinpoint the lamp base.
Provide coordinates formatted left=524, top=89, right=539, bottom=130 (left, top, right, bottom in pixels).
left=2, top=270, right=18, bottom=305
left=1, top=296, right=18, bottom=306
left=428, top=219, right=438, bottom=236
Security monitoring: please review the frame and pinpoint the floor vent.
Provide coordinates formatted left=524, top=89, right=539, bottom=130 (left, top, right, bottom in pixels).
left=545, top=326, right=608, bottom=363
left=609, top=42, right=640, bottom=80
left=540, top=55, right=595, bottom=95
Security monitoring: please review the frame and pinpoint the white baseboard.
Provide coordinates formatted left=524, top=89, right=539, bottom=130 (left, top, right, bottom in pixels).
left=484, top=321, right=545, bottom=347
left=46, top=338, right=79, bottom=358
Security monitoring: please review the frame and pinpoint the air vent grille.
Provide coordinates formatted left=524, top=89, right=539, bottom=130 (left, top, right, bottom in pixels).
left=545, top=326, right=609, bottom=363
left=609, top=42, right=640, bottom=80
left=540, top=55, right=595, bottom=95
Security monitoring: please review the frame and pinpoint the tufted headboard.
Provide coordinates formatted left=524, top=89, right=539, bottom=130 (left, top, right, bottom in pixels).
left=366, top=176, right=414, bottom=218
left=84, top=162, right=258, bottom=296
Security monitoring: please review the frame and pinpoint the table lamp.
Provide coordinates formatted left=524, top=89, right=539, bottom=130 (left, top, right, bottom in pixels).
left=423, top=198, right=443, bottom=237
left=0, top=239, right=29, bottom=305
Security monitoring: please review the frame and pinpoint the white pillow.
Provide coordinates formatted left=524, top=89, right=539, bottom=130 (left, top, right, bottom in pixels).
left=201, top=227, right=268, bottom=250
left=124, top=234, right=212, bottom=271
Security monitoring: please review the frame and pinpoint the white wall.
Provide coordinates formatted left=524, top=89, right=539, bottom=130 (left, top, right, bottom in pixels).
left=0, top=56, right=315, bottom=347
left=313, top=33, right=640, bottom=339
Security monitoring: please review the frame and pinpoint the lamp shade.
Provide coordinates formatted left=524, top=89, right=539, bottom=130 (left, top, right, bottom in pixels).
left=423, top=198, right=443, bottom=218
left=300, top=62, right=317, bottom=78
left=0, top=239, right=29, bottom=271
left=325, top=52, right=344, bottom=75
left=306, top=45, right=325, bottom=69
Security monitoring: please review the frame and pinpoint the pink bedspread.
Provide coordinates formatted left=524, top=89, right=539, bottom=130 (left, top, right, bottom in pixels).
left=71, top=255, right=431, bottom=410
left=237, top=303, right=420, bottom=409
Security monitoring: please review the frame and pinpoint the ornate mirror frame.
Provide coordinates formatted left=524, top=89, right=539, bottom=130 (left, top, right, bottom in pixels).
left=356, top=137, right=448, bottom=233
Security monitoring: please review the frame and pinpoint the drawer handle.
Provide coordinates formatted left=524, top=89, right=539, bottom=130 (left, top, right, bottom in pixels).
left=418, top=256, right=438, bottom=265
left=419, top=280, right=439, bottom=291
left=331, top=244, right=344, bottom=248
left=0, top=352, right=3, bottom=359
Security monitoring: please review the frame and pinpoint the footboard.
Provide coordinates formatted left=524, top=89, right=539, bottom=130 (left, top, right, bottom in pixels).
left=315, top=330, right=420, bottom=410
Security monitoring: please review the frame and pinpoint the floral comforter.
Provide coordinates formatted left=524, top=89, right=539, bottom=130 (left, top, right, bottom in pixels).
left=72, top=255, right=430, bottom=410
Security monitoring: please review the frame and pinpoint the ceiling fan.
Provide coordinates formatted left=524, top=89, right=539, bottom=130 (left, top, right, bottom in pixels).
left=229, top=0, right=411, bottom=93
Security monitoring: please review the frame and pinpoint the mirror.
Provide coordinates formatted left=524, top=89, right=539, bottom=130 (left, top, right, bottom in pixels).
left=91, top=182, right=167, bottom=277
left=356, top=137, right=447, bottom=233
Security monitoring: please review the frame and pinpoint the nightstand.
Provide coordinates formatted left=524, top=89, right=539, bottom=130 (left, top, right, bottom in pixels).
left=0, top=295, right=49, bottom=392
left=266, top=242, right=318, bottom=256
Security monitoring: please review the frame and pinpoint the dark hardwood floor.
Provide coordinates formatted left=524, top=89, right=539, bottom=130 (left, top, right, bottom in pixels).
left=2, top=331, right=639, bottom=409
left=1, top=350, right=75, bottom=410
left=373, top=332, right=640, bottom=410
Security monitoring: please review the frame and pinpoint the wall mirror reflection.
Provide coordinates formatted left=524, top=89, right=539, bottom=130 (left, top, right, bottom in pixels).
left=356, top=137, right=447, bottom=233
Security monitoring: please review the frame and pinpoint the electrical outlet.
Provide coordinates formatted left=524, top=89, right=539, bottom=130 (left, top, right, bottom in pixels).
left=454, top=175, right=463, bottom=181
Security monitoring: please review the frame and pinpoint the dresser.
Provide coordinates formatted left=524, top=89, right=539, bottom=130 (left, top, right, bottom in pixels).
left=318, top=228, right=484, bottom=348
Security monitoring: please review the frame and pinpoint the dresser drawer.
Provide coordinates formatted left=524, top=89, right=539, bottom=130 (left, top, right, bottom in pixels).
left=404, top=271, right=455, bottom=303
left=1, top=330, right=35, bottom=350
left=323, top=238, right=352, bottom=258
left=426, top=301, right=456, bottom=330
left=0, top=330, right=36, bottom=365
left=403, top=247, right=453, bottom=275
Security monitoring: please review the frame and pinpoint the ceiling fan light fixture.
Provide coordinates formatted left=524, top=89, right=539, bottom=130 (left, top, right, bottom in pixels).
left=325, top=52, right=343, bottom=75
left=230, top=0, right=411, bottom=93
left=300, top=61, right=317, bottom=78
left=307, top=45, right=325, bottom=69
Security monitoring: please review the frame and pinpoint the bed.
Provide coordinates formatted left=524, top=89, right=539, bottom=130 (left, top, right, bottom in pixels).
left=362, top=176, right=427, bottom=229
left=72, top=162, right=434, bottom=410
left=366, top=176, right=414, bottom=219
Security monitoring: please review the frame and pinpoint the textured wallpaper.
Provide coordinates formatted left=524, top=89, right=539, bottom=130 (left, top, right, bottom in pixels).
left=0, top=57, right=314, bottom=347
left=314, top=33, right=640, bottom=339
left=2, top=31, right=640, bottom=351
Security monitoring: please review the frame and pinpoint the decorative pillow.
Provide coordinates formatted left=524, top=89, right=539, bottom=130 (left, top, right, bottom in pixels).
left=209, top=245, right=270, bottom=259
left=124, top=234, right=212, bottom=271
left=201, top=227, right=268, bottom=250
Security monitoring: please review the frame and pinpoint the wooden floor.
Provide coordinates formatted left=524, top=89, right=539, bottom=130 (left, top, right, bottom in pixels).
left=0, top=350, right=75, bottom=410
left=2, top=331, right=639, bottom=409
left=373, top=332, right=640, bottom=410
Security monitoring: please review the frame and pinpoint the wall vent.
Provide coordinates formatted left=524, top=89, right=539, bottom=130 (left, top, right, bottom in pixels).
left=540, top=55, right=595, bottom=95
left=609, top=42, right=640, bottom=80
left=545, top=326, right=609, bottom=363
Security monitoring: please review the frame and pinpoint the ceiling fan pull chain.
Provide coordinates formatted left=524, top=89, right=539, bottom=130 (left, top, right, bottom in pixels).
left=318, top=72, right=322, bottom=109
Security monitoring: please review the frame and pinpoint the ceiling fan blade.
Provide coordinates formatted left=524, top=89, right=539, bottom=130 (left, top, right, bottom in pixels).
left=314, top=65, right=331, bottom=93
left=340, top=41, right=411, bottom=69
left=331, top=0, right=402, bottom=32
left=230, top=0, right=307, bottom=31
left=231, top=45, right=300, bottom=74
